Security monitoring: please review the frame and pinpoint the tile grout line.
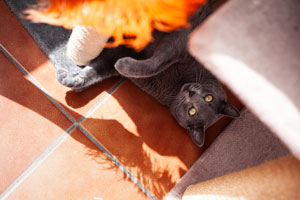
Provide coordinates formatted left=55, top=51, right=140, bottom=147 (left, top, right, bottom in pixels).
left=77, top=78, right=125, bottom=123
left=0, top=125, right=76, bottom=200
left=0, top=44, right=76, bottom=124
left=74, top=78, right=159, bottom=199
left=77, top=125, right=157, bottom=200
left=73, top=78, right=158, bottom=199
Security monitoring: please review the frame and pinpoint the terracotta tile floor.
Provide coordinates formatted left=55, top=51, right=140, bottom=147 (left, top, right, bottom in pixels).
left=0, top=1, right=241, bottom=199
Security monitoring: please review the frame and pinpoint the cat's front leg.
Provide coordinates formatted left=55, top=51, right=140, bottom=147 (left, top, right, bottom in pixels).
left=115, top=56, right=180, bottom=78
left=115, top=29, right=188, bottom=78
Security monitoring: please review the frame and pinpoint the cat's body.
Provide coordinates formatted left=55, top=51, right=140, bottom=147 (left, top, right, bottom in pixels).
left=57, top=3, right=240, bottom=147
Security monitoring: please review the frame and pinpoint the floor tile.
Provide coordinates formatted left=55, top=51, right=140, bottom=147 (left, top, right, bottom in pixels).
left=0, top=52, right=72, bottom=193
left=0, top=1, right=120, bottom=120
left=6, top=128, right=150, bottom=200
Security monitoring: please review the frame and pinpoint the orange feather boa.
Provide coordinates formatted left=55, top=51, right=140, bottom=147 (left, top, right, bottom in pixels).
left=25, top=0, right=206, bottom=50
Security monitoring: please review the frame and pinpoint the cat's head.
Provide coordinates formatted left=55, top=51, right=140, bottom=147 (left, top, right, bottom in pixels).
left=170, top=82, right=240, bottom=147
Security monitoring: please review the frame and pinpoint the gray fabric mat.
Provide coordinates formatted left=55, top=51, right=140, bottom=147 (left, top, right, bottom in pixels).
left=4, top=0, right=77, bottom=71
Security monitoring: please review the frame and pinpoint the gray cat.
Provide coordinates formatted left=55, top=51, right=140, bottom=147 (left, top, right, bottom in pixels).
left=57, top=3, right=240, bottom=147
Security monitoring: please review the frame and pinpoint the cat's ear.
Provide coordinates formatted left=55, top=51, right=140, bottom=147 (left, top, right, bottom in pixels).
left=188, top=126, right=205, bottom=147
left=220, top=101, right=240, bottom=118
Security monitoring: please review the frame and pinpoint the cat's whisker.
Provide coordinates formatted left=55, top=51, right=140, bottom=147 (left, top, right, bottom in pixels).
left=198, top=68, right=204, bottom=83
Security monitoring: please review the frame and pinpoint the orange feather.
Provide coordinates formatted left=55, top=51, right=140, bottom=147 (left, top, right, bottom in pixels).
left=25, top=0, right=206, bottom=50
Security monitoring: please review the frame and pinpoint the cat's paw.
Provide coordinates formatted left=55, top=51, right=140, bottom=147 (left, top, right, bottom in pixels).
left=57, top=69, right=85, bottom=88
left=115, top=57, right=136, bottom=77
left=71, top=87, right=87, bottom=92
left=115, top=57, right=151, bottom=78
left=115, top=57, right=156, bottom=78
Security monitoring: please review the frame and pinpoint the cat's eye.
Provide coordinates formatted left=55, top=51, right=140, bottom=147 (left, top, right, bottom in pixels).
left=204, top=95, right=213, bottom=103
left=188, top=107, right=197, bottom=116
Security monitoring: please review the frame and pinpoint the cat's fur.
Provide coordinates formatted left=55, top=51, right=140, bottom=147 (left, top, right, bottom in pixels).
left=57, top=3, right=240, bottom=147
